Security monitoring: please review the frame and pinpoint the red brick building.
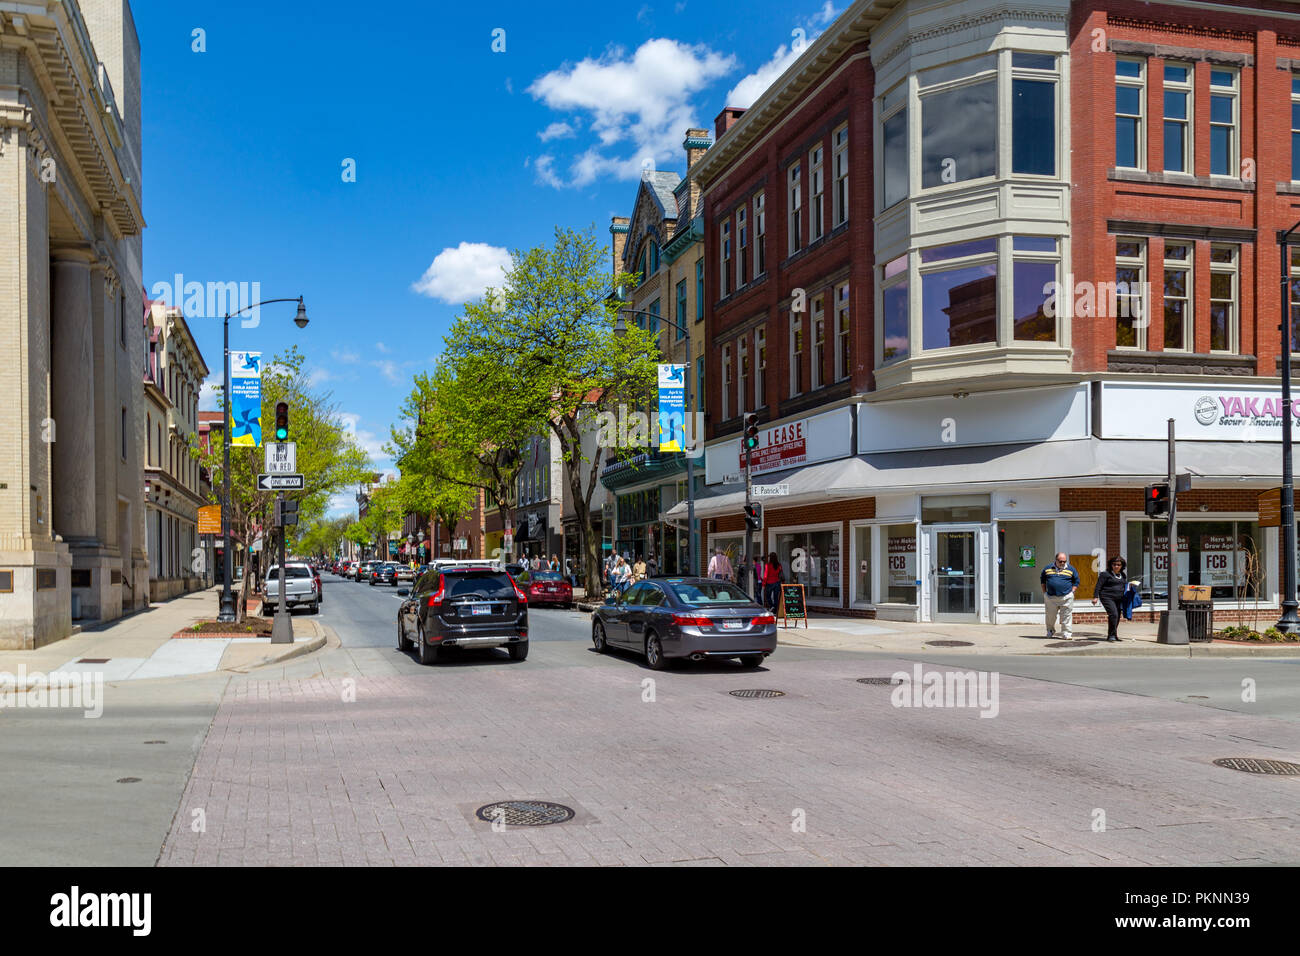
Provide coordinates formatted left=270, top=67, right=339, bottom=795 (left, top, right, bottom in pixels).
left=670, top=0, right=1300, bottom=626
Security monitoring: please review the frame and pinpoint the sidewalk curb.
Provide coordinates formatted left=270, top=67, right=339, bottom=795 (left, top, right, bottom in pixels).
left=222, top=620, right=328, bottom=673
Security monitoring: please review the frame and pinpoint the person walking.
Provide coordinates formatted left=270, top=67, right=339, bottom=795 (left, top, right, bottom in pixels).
left=613, top=555, right=632, bottom=596
left=1041, top=551, right=1080, bottom=640
left=708, top=546, right=733, bottom=581
left=1092, top=556, right=1129, bottom=642
left=647, top=555, right=658, bottom=577
left=761, top=552, right=784, bottom=613
left=632, top=554, right=647, bottom=582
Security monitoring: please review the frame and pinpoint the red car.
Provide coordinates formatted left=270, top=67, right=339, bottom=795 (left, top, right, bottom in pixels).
left=524, top=571, right=573, bottom=607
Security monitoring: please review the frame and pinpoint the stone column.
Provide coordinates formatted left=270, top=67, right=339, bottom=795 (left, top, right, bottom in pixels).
left=49, top=247, right=98, bottom=543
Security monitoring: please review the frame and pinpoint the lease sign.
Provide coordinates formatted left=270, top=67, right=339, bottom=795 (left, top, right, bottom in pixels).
left=740, top=420, right=807, bottom=475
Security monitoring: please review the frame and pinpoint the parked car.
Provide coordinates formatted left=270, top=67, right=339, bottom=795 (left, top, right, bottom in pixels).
left=263, top=563, right=320, bottom=615
left=395, top=565, right=416, bottom=584
left=524, top=570, right=572, bottom=608
left=357, top=561, right=377, bottom=581
left=590, top=577, right=775, bottom=670
left=397, top=567, right=528, bottom=664
left=371, top=563, right=399, bottom=586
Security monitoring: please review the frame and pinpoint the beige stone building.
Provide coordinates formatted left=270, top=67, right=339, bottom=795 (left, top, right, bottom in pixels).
left=143, top=299, right=209, bottom=601
left=0, top=0, right=146, bottom=647
left=602, top=129, right=710, bottom=574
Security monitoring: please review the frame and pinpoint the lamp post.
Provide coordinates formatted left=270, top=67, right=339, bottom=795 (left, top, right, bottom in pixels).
left=613, top=308, right=698, bottom=577
left=217, top=297, right=309, bottom=623
left=1279, top=225, right=1300, bottom=633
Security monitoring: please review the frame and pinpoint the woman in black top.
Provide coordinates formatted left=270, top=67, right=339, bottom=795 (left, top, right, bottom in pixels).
left=1092, top=556, right=1129, bottom=642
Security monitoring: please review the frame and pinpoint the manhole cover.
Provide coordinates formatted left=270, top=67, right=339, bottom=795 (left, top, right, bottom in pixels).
left=857, top=677, right=902, bottom=685
left=1213, top=757, right=1300, bottom=776
left=729, top=689, right=785, bottom=699
left=1046, top=641, right=1098, bottom=648
left=116, top=777, right=141, bottom=784
left=475, top=800, right=575, bottom=826
left=924, top=640, right=973, bottom=647
left=144, top=740, right=166, bottom=744
left=77, top=658, right=110, bottom=664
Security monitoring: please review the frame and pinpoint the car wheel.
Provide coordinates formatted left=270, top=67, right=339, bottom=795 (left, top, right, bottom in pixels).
left=738, top=654, right=763, bottom=668
left=592, top=621, right=609, bottom=653
left=310, top=602, right=319, bottom=615
left=645, top=631, right=670, bottom=671
left=397, top=615, right=411, bottom=651
left=417, top=624, right=440, bottom=665
left=508, top=641, right=529, bottom=661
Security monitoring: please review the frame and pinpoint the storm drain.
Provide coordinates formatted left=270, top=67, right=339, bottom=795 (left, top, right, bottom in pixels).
left=729, top=689, right=786, bottom=699
left=1047, top=641, right=1098, bottom=648
left=475, top=800, right=575, bottom=826
left=1213, top=757, right=1300, bottom=776
left=924, top=640, right=974, bottom=647
left=116, top=777, right=141, bottom=784
left=857, top=677, right=902, bottom=686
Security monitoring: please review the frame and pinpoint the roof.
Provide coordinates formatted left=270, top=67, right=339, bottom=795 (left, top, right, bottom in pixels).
left=641, top=170, right=682, bottom=217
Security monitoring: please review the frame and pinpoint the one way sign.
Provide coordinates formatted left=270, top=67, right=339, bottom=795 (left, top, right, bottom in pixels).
left=257, top=473, right=305, bottom=491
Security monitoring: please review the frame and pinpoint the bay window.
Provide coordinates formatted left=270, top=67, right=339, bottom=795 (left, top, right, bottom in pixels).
left=881, top=255, right=909, bottom=365
left=881, top=86, right=908, bottom=209
left=1011, top=52, right=1057, bottom=176
left=920, top=55, right=997, bottom=188
left=920, top=239, right=997, bottom=349
left=1012, top=236, right=1058, bottom=342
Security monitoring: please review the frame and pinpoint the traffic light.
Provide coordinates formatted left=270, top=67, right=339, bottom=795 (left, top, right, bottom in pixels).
left=274, top=402, right=289, bottom=441
left=743, top=502, right=761, bottom=531
left=276, top=498, right=300, bottom=527
left=743, top=413, right=760, bottom=452
left=1144, top=484, right=1170, bottom=517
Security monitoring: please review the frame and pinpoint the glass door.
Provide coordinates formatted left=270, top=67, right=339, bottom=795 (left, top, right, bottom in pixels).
left=931, top=528, right=978, bottom=621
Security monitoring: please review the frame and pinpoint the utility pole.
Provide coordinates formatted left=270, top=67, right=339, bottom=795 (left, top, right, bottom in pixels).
left=271, top=492, right=292, bottom=644
left=1158, top=417, right=1189, bottom=644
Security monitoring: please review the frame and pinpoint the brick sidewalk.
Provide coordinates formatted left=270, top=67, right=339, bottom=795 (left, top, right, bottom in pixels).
left=158, top=644, right=1300, bottom=866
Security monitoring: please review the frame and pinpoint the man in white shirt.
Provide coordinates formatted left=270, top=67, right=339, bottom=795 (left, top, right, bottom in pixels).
left=707, top=547, right=733, bottom=580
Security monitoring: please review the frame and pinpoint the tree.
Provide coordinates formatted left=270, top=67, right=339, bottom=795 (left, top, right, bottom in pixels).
left=199, top=346, right=370, bottom=620
left=441, top=226, right=660, bottom=592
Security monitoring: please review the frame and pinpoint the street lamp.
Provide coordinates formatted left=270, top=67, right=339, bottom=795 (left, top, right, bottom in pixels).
left=1279, top=225, right=1300, bottom=633
left=217, top=296, right=309, bottom=623
left=613, top=307, right=698, bottom=577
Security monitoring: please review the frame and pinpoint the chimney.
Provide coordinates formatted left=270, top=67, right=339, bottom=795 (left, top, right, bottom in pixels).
left=714, top=107, right=747, bottom=140
left=610, top=216, right=631, bottom=279
left=683, top=128, right=713, bottom=170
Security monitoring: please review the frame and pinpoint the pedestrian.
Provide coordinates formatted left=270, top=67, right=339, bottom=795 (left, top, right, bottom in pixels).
left=613, top=555, right=632, bottom=595
left=550, top=554, right=560, bottom=572
left=1092, top=556, right=1130, bottom=642
left=603, top=553, right=614, bottom=592
left=647, top=555, right=658, bottom=577
left=761, top=552, right=784, bottom=613
left=707, top=546, right=733, bottom=581
left=632, top=554, right=647, bottom=582
left=1041, top=551, right=1080, bottom=640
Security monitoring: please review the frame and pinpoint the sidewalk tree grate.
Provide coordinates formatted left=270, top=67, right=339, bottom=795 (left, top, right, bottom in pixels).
left=116, top=777, right=141, bottom=784
left=1213, top=757, right=1300, bottom=776
left=924, top=640, right=973, bottom=647
left=857, top=677, right=902, bottom=686
left=77, top=658, right=109, bottom=664
left=475, top=800, right=575, bottom=826
left=729, top=689, right=785, bottom=699
left=1046, top=641, right=1097, bottom=648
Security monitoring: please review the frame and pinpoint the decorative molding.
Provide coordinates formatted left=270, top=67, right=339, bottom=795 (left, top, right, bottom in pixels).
left=877, top=5, right=1068, bottom=69
left=1106, top=14, right=1253, bottom=43
left=1109, top=167, right=1255, bottom=193
left=1107, top=218, right=1257, bottom=243
left=1108, top=38, right=1252, bottom=67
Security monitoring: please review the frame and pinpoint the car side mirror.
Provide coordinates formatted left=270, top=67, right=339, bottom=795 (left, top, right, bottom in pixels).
left=397, top=588, right=409, bottom=597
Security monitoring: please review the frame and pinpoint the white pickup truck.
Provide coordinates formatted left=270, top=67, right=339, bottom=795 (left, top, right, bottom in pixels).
left=263, top=563, right=319, bottom=615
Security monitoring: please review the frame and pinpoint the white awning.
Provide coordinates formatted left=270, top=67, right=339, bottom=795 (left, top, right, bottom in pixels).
left=664, top=457, right=877, bottom=520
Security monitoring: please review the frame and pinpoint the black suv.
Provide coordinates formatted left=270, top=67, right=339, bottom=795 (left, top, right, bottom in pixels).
left=397, top=567, right=528, bottom=664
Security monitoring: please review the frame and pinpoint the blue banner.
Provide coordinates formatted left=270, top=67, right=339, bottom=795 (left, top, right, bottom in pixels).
left=657, top=363, right=686, bottom=452
left=229, top=350, right=262, bottom=447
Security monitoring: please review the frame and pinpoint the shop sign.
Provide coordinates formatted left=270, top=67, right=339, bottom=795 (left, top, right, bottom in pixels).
left=887, top=534, right=916, bottom=587
left=1100, top=382, right=1300, bottom=441
left=1199, top=535, right=1242, bottom=588
left=740, top=421, right=807, bottom=475
left=1142, top=535, right=1190, bottom=590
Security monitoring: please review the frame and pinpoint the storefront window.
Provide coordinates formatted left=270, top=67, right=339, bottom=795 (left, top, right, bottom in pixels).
left=1125, top=519, right=1262, bottom=602
left=883, top=523, right=918, bottom=605
left=922, top=494, right=991, bottom=523
left=997, top=520, right=1054, bottom=605
left=853, top=525, right=873, bottom=604
left=775, top=528, right=841, bottom=603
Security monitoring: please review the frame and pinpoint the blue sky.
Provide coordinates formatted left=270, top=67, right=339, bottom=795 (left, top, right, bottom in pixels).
left=135, top=0, right=840, bottom=514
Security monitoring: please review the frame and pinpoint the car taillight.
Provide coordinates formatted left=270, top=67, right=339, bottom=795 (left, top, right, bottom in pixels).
left=510, top=577, right=528, bottom=603
left=672, top=614, right=713, bottom=627
left=426, top=574, right=445, bottom=607
left=751, top=613, right=776, bottom=626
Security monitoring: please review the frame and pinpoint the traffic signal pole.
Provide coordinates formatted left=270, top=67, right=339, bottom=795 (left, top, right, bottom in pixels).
left=1158, top=417, right=1188, bottom=644
left=744, top=435, right=753, bottom=598
left=272, top=492, right=292, bottom=644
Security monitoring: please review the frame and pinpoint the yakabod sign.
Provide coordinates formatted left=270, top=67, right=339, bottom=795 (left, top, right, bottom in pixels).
left=1099, top=382, right=1300, bottom=441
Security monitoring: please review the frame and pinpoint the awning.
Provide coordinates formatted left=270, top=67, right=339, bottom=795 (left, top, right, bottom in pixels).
left=665, top=438, right=1283, bottom=519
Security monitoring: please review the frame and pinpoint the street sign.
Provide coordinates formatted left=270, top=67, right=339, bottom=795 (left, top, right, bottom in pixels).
left=1260, top=487, right=1282, bottom=528
left=257, top=473, right=305, bottom=491
left=1175, top=473, right=1192, bottom=493
left=265, top=442, right=297, bottom=474
left=722, top=473, right=742, bottom=485
left=197, top=504, right=221, bottom=534
left=752, top=483, right=790, bottom=497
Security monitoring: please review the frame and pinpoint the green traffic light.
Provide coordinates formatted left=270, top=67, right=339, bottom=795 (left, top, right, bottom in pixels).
left=275, top=427, right=288, bottom=441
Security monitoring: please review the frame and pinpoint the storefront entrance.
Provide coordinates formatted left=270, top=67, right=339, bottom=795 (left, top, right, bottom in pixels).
left=927, top=525, right=986, bottom=622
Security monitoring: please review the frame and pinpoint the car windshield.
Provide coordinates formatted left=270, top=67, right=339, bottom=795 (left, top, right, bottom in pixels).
left=669, top=580, right=753, bottom=605
left=531, top=572, right=562, bottom=581
left=268, top=566, right=312, bottom=580
left=444, top=572, right=515, bottom=599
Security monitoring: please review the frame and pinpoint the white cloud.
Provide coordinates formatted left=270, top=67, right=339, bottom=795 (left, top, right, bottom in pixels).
left=339, top=412, right=388, bottom=465
left=326, top=491, right=356, bottom=519
left=375, top=341, right=392, bottom=354
left=199, top=377, right=222, bottom=411
left=411, top=241, right=511, bottom=304
left=815, top=1, right=839, bottom=25
left=372, top=360, right=402, bottom=385
left=725, top=8, right=841, bottom=109
left=534, top=155, right=564, bottom=188
left=331, top=348, right=360, bottom=364
left=538, top=121, right=575, bottom=142
left=528, top=38, right=735, bottom=187
left=308, top=366, right=332, bottom=388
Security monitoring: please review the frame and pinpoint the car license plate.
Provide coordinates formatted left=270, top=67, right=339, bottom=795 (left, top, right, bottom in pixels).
left=721, top=620, right=744, bottom=630
left=470, top=604, right=491, bottom=616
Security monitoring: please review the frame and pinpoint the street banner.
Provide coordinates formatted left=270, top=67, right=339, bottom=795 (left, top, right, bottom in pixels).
left=198, top=505, right=221, bottom=535
left=657, top=363, right=686, bottom=452
left=229, top=350, right=263, bottom=447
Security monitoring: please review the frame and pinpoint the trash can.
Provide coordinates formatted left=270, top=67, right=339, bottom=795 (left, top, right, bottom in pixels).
left=1181, top=599, right=1214, bottom=642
